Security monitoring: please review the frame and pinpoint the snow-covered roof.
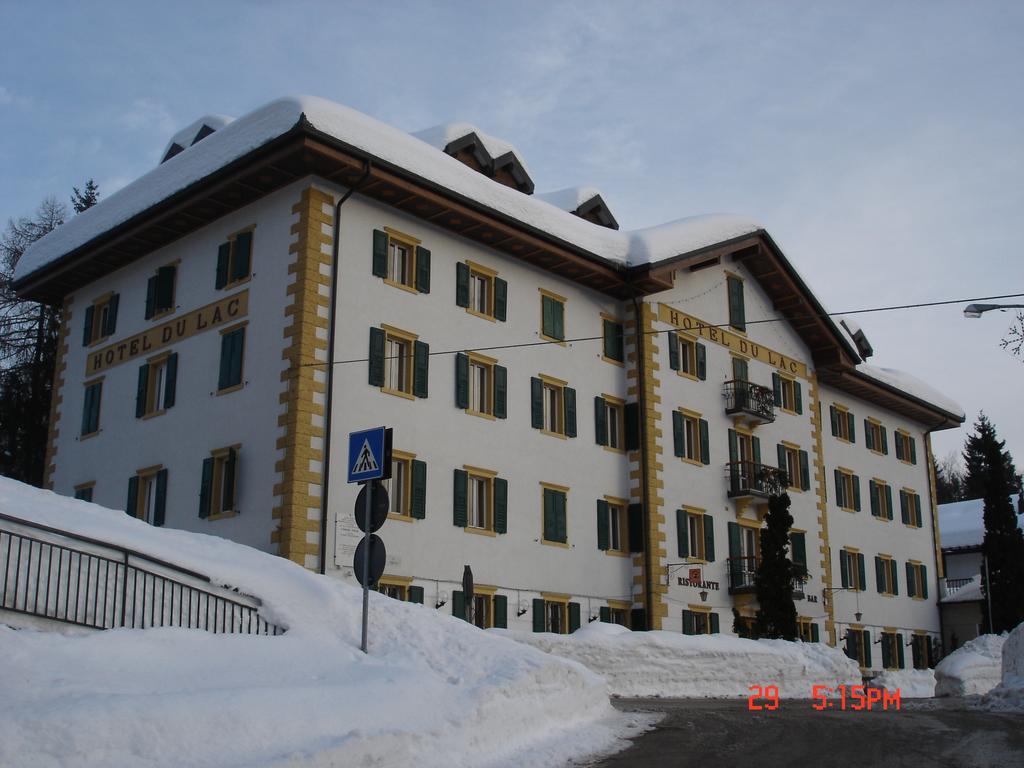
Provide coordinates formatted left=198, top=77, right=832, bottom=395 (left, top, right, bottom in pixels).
left=15, top=96, right=765, bottom=283
left=412, top=121, right=531, bottom=176
left=535, top=186, right=604, bottom=212
left=939, top=497, right=1024, bottom=549
left=855, top=363, right=964, bottom=420
left=160, top=114, right=234, bottom=164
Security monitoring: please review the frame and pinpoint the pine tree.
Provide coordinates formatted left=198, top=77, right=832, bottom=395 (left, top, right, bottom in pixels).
left=963, top=415, right=1024, bottom=633
left=71, top=179, right=99, bottom=214
left=753, top=492, right=799, bottom=640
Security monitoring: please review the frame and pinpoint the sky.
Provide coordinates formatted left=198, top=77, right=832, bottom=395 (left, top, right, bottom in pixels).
left=1, top=0, right=1022, bottom=474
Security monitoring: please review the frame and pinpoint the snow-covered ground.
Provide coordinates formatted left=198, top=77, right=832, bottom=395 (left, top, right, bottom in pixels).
left=980, top=622, right=1024, bottom=712
left=500, top=621, right=861, bottom=699
left=868, top=669, right=936, bottom=699
left=934, top=633, right=1006, bottom=697
left=0, top=479, right=645, bottom=768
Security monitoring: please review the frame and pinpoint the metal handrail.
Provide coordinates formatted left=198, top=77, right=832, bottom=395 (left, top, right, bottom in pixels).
left=725, top=461, right=786, bottom=497
left=723, top=379, right=776, bottom=421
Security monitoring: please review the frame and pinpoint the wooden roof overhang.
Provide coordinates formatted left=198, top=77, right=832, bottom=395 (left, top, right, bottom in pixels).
left=817, top=366, right=963, bottom=431
left=14, top=118, right=669, bottom=305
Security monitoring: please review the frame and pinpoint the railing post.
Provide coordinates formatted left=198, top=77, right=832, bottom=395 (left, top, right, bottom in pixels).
left=119, top=551, right=128, bottom=628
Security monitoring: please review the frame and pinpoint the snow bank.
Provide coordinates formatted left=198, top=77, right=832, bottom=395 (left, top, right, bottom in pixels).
left=980, top=622, right=1024, bottom=711
left=499, top=621, right=861, bottom=699
left=868, top=669, right=936, bottom=699
left=0, top=478, right=636, bottom=768
left=934, top=633, right=1006, bottom=697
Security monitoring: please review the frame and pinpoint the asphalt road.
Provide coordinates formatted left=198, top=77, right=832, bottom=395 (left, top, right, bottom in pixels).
left=590, top=698, right=1024, bottom=768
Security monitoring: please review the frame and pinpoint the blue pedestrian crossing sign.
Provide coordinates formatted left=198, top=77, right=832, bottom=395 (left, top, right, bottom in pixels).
left=347, top=427, right=390, bottom=483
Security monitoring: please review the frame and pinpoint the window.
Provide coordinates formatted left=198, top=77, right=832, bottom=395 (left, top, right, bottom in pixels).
left=682, top=608, right=719, bottom=635
left=772, top=373, right=803, bottom=414
left=378, top=579, right=424, bottom=604
left=372, top=228, right=430, bottom=293
left=894, top=430, right=917, bottom=464
left=869, top=479, right=894, bottom=520
left=596, top=497, right=628, bottom=553
left=531, top=596, right=579, bottom=634
left=668, top=331, right=706, bottom=380
left=454, top=590, right=506, bottom=627
left=368, top=326, right=428, bottom=399
left=135, top=353, right=178, bottom=418
left=126, top=467, right=167, bottom=527
left=797, top=618, right=819, bottom=643
left=218, top=325, right=246, bottom=392
left=541, top=484, right=568, bottom=545
left=875, top=555, right=898, bottom=596
left=539, top=289, right=566, bottom=341
left=726, top=274, right=745, bottom=332
left=456, top=261, right=506, bottom=320
left=602, top=317, right=624, bottom=363
left=455, top=353, right=507, bottom=419
left=840, top=548, right=866, bottom=591
left=145, top=264, right=177, bottom=319
left=531, top=376, right=576, bottom=437
left=864, top=419, right=888, bottom=454
left=546, top=600, right=566, bottom=633
left=844, top=628, right=871, bottom=668
left=830, top=405, right=855, bottom=443
left=777, top=443, right=810, bottom=491
left=834, top=468, right=861, bottom=511
left=790, top=530, right=808, bottom=574
left=673, top=409, right=709, bottom=465
left=379, top=583, right=407, bottom=601
left=900, top=489, right=923, bottom=527
left=73, top=483, right=94, bottom=502
left=199, top=446, right=239, bottom=519
left=384, top=451, right=426, bottom=520
left=82, top=293, right=119, bottom=346
left=881, top=631, right=904, bottom=670
left=601, top=604, right=630, bottom=627
left=215, top=230, right=253, bottom=289
left=906, top=561, right=929, bottom=600
left=81, top=379, right=103, bottom=437
left=676, top=507, right=714, bottom=561
left=453, top=467, right=507, bottom=534
left=594, top=395, right=626, bottom=451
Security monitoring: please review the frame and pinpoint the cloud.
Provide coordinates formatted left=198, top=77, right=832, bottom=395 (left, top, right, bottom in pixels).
left=119, top=98, right=176, bottom=136
left=0, top=86, right=12, bottom=105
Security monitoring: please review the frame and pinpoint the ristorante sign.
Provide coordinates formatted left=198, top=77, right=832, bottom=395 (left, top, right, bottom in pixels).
left=86, top=290, right=249, bottom=375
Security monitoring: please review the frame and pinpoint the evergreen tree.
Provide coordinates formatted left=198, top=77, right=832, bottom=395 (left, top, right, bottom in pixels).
left=934, top=451, right=965, bottom=504
left=71, top=179, right=99, bottom=214
left=963, top=415, right=1024, bottom=633
left=753, top=492, right=799, bottom=640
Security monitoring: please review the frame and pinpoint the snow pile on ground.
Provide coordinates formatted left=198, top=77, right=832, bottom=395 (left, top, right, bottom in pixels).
left=0, top=478, right=641, bottom=768
left=499, top=621, right=861, bottom=699
left=934, top=633, right=1006, bottom=697
left=980, top=622, right=1024, bottom=711
left=868, top=669, right=936, bottom=699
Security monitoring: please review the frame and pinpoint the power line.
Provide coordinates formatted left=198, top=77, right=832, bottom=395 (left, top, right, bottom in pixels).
left=298, top=291, right=1024, bottom=368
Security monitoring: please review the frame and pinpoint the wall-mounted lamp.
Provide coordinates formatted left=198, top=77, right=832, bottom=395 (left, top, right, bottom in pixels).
left=699, top=590, right=709, bottom=602
left=435, top=590, right=448, bottom=610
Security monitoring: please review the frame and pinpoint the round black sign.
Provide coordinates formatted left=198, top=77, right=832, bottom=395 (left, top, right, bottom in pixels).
left=355, top=480, right=390, bottom=533
left=353, top=534, right=386, bottom=587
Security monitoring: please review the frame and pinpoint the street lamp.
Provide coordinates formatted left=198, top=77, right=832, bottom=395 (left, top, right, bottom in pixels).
left=823, top=586, right=862, bottom=623
left=963, top=303, right=1024, bottom=318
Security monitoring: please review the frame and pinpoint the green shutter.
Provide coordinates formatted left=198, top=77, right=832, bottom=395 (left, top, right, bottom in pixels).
left=628, top=503, right=643, bottom=553
left=777, top=443, right=787, bottom=474
left=900, top=490, right=909, bottom=523
left=799, top=450, right=810, bottom=491
left=728, top=429, right=738, bottom=463
left=455, top=353, right=469, bottom=408
left=233, top=231, right=252, bottom=282
left=413, top=340, right=429, bottom=398
left=494, top=365, right=507, bottom=419
left=895, top=433, right=905, bottom=461
left=794, top=381, right=803, bottom=414
left=156, top=265, right=175, bottom=312
left=728, top=522, right=742, bottom=583
left=847, top=411, right=856, bottom=443
left=604, top=320, right=623, bottom=361
left=453, top=470, right=467, bottom=527
left=493, top=594, right=507, bottom=628
left=455, top=262, right=470, bottom=307
left=869, top=480, right=879, bottom=517
left=696, top=342, right=707, bottom=380
left=906, top=562, right=916, bottom=598
left=727, top=276, right=745, bottom=331
left=791, top=531, right=806, bottom=568
left=624, top=403, right=640, bottom=451
left=852, top=475, right=861, bottom=511
left=599, top=606, right=611, bottom=623
left=222, top=448, right=237, bottom=512
left=864, top=419, right=873, bottom=451
left=710, top=612, right=720, bottom=634
left=897, top=634, right=905, bottom=669
left=676, top=509, right=689, bottom=557
left=154, top=469, right=168, bottom=527
left=597, top=499, right=610, bottom=550
left=699, top=419, right=710, bottom=465
left=372, top=230, right=388, bottom=278
left=840, top=550, right=850, bottom=588
left=126, top=475, right=139, bottom=518
left=884, top=484, right=894, bottom=520
left=82, top=304, right=95, bottom=346
left=411, top=460, right=427, bottom=519
left=554, top=491, right=567, bottom=543
left=103, top=294, right=119, bottom=337
left=773, top=373, right=782, bottom=406
left=881, top=633, right=891, bottom=669
left=909, top=437, right=917, bottom=464
left=890, top=559, right=899, bottom=596
left=672, top=410, right=683, bottom=457
left=408, top=586, right=424, bottom=605
left=552, top=298, right=564, bottom=340
left=136, top=364, right=149, bottom=418
left=530, top=377, right=543, bottom=429
left=163, top=353, right=178, bottom=409
left=668, top=331, right=680, bottom=370
left=543, top=488, right=555, bottom=541
left=568, top=602, right=581, bottom=633
left=834, top=469, right=845, bottom=508
left=631, top=608, right=646, bottom=631
left=594, top=396, right=608, bottom=446
left=752, top=435, right=761, bottom=466
left=415, top=246, right=431, bottom=293
left=493, top=277, right=507, bottom=321
left=216, top=242, right=231, bottom=288
left=875, top=556, right=885, bottom=593
left=863, top=631, right=872, bottom=668
left=845, top=631, right=857, bottom=660
left=880, top=426, right=888, bottom=455
left=199, top=457, right=214, bottom=518
left=145, top=275, right=157, bottom=319
left=494, top=477, right=508, bottom=534
left=541, top=295, right=554, bottom=338
left=218, top=331, right=234, bottom=389
left=682, top=610, right=695, bottom=635
left=920, top=564, right=928, bottom=599
left=857, top=553, right=867, bottom=591
left=732, top=357, right=748, bottom=382
left=532, top=599, right=545, bottom=632
left=564, top=387, right=577, bottom=438
left=830, top=406, right=839, bottom=437
left=913, top=494, right=922, bottom=527
left=453, top=590, right=466, bottom=621
left=811, top=623, right=820, bottom=643
left=704, top=515, right=715, bottom=562
left=368, top=327, right=386, bottom=386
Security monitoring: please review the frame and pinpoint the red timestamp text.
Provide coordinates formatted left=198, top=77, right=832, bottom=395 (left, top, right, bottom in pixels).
left=747, top=685, right=901, bottom=711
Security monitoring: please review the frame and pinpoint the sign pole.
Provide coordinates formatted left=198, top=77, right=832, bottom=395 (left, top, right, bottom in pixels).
left=360, top=481, right=372, bottom=653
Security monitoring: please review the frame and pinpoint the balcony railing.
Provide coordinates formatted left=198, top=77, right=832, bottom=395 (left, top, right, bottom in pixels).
left=941, top=576, right=977, bottom=599
left=726, top=461, right=786, bottom=499
left=723, top=380, right=776, bottom=424
left=792, top=567, right=808, bottom=600
left=728, top=556, right=757, bottom=594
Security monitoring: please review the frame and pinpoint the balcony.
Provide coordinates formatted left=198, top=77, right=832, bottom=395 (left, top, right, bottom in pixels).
left=792, top=566, right=808, bottom=600
left=726, top=461, right=786, bottom=499
left=728, top=556, right=757, bottom=594
left=941, top=576, right=979, bottom=601
left=723, top=379, right=776, bottom=425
